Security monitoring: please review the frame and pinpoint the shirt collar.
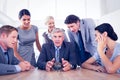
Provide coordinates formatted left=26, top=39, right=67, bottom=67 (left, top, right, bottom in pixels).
left=0, top=45, right=7, bottom=53
left=54, top=45, right=61, bottom=50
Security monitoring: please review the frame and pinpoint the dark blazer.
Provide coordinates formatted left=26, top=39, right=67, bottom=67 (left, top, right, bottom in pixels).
left=37, top=42, right=77, bottom=70
left=0, top=47, right=20, bottom=75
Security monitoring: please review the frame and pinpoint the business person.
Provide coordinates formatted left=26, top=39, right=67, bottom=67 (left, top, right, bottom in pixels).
left=82, top=23, right=120, bottom=74
left=13, top=9, right=41, bottom=67
left=64, top=14, right=97, bottom=65
left=37, top=28, right=77, bottom=71
left=0, top=25, right=31, bottom=75
left=42, top=16, right=68, bottom=44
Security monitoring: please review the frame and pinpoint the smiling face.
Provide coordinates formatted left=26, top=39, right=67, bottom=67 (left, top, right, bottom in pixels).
left=2, top=30, right=18, bottom=49
left=20, top=15, right=31, bottom=28
left=66, top=21, right=80, bottom=33
left=46, top=18, right=55, bottom=33
left=52, top=32, right=64, bottom=47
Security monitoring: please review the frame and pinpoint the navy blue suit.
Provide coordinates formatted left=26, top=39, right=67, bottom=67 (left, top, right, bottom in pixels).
left=37, top=42, right=77, bottom=70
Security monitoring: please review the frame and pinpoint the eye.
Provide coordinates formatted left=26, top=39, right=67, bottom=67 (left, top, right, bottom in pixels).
left=58, top=36, right=62, bottom=38
left=53, top=36, right=57, bottom=38
left=23, top=19, right=26, bottom=21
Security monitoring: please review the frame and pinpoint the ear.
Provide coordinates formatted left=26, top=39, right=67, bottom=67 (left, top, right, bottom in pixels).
left=0, top=33, right=7, bottom=38
left=103, top=31, right=107, bottom=37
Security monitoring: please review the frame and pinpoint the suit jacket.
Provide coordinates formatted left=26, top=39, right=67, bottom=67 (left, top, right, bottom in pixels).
left=0, top=47, right=20, bottom=75
left=37, top=42, right=77, bottom=70
left=67, top=18, right=97, bottom=65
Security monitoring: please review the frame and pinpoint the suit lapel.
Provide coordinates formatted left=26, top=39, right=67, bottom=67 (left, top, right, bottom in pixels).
left=49, top=43, right=55, bottom=59
left=0, top=48, right=6, bottom=63
left=59, top=43, right=65, bottom=61
left=7, top=50, right=11, bottom=64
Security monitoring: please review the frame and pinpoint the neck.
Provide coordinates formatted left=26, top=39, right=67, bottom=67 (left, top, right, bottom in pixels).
left=20, top=25, right=31, bottom=30
left=0, top=40, right=7, bottom=50
left=106, top=38, right=116, bottom=50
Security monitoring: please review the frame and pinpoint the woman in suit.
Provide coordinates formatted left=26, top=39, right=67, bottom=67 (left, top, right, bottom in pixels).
left=42, top=16, right=55, bottom=43
left=42, top=16, right=68, bottom=44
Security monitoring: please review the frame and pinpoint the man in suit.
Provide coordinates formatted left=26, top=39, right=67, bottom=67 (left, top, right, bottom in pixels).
left=64, top=14, right=97, bottom=65
left=0, top=25, right=31, bottom=75
left=37, top=28, right=77, bottom=71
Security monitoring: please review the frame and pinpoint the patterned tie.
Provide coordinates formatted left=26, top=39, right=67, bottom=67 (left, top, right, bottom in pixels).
left=55, top=48, right=60, bottom=62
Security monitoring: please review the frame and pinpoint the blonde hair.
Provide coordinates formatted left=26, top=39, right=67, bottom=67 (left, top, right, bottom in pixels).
left=44, top=16, right=54, bottom=25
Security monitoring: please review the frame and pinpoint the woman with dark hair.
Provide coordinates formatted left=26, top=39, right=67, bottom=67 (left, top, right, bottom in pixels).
left=13, top=9, right=41, bottom=67
left=82, top=23, right=120, bottom=74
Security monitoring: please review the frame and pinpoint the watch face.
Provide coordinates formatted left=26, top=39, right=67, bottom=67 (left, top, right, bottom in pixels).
left=53, top=62, right=62, bottom=71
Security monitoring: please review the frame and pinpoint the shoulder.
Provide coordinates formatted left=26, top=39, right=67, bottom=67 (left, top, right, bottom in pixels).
left=42, top=42, right=53, bottom=48
left=31, top=25, right=38, bottom=29
left=114, top=43, right=120, bottom=54
left=31, top=25, right=38, bottom=32
left=42, top=31, right=47, bottom=36
left=63, top=42, right=74, bottom=47
left=81, top=18, right=96, bottom=28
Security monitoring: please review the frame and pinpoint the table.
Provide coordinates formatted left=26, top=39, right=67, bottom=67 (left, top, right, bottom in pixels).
left=0, top=68, right=120, bottom=80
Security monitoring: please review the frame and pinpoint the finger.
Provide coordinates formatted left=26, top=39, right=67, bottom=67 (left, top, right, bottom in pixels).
left=51, top=58, right=55, bottom=62
left=62, top=58, right=67, bottom=64
left=46, top=67, right=51, bottom=71
left=63, top=62, right=69, bottom=67
left=47, top=61, right=54, bottom=68
left=62, top=66, right=70, bottom=71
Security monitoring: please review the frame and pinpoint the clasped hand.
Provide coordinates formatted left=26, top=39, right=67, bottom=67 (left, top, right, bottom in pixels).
left=19, top=61, right=32, bottom=71
left=46, top=58, right=71, bottom=71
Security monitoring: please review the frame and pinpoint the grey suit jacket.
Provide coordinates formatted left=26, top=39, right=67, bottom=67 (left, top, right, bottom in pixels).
left=37, top=42, right=77, bottom=70
left=0, top=47, right=20, bottom=75
left=68, top=18, right=97, bottom=55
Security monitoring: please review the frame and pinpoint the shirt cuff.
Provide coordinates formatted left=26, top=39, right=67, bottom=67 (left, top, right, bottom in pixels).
left=15, top=65, right=21, bottom=72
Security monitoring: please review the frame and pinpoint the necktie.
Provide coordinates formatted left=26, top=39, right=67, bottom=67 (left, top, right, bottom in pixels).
left=4, top=52, right=9, bottom=64
left=55, top=48, right=60, bottom=62
left=78, top=31, right=86, bottom=63
left=78, top=31, right=85, bottom=51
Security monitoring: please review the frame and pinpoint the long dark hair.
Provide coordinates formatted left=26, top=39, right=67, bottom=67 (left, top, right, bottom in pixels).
left=95, top=23, right=118, bottom=41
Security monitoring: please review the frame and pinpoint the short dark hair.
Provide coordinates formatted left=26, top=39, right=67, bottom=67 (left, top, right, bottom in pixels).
left=95, top=23, right=118, bottom=41
left=0, top=25, right=18, bottom=36
left=18, top=9, right=31, bottom=19
left=64, top=14, right=80, bottom=24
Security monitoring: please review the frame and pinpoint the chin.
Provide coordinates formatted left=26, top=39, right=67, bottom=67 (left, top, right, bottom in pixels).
left=55, top=44, right=61, bottom=47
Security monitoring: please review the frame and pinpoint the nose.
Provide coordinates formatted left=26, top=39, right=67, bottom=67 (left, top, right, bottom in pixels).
left=51, top=23, right=55, bottom=27
left=25, top=20, right=30, bottom=23
left=70, top=28, right=74, bottom=32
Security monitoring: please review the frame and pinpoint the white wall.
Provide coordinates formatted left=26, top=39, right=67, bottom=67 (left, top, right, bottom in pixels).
left=98, top=9, right=120, bottom=42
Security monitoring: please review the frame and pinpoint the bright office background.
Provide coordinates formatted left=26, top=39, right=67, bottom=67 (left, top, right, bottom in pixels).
left=0, top=0, right=120, bottom=56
